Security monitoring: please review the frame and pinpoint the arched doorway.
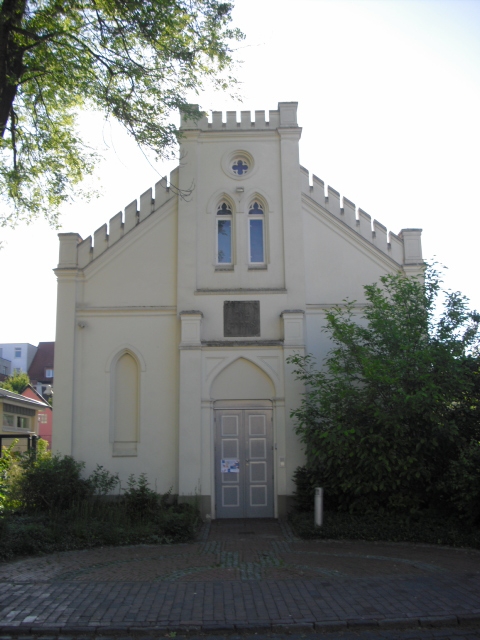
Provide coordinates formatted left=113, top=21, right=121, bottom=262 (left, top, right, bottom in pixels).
left=211, top=358, right=275, bottom=518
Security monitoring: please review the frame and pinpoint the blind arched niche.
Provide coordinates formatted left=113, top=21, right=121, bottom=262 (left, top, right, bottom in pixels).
left=113, top=351, right=139, bottom=456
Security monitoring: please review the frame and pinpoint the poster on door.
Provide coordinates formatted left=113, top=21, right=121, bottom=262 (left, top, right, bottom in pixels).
left=221, top=458, right=240, bottom=473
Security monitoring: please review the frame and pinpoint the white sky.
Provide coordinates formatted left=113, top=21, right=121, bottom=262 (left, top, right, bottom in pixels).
left=1, top=0, right=479, bottom=345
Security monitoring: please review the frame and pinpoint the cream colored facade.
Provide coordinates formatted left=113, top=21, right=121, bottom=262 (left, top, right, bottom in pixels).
left=53, top=102, right=423, bottom=518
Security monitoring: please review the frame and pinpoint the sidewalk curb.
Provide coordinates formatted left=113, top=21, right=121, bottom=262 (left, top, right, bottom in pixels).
left=1, top=613, right=480, bottom=636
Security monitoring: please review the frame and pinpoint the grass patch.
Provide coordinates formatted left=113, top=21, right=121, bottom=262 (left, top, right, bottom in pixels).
left=289, top=510, right=480, bottom=549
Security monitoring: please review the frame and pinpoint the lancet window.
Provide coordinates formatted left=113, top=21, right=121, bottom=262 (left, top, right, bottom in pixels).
left=217, top=201, right=233, bottom=264
left=248, top=200, right=265, bottom=264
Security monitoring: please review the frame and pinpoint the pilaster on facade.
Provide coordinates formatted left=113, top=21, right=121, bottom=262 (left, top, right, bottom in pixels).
left=281, top=310, right=306, bottom=498
left=52, top=234, right=82, bottom=455
left=179, top=311, right=203, bottom=348
left=281, top=310, right=305, bottom=348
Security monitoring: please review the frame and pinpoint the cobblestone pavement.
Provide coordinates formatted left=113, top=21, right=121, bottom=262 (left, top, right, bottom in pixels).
left=0, top=519, right=479, bottom=637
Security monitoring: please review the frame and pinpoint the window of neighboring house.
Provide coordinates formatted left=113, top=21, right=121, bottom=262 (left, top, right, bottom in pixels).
left=2, top=366, right=7, bottom=374
left=13, top=368, right=21, bottom=375
left=38, top=413, right=48, bottom=424
left=2, top=413, right=29, bottom=430
left=17, top=416, right=29, bottom=429
left=2, top=414, right=14, bottom=429
left=14, top=347, right=21, bottom=358
left=216, top=202, right=233, bottom=265
left=45, top=368, right=54, bottom=378
left=248, top=201, right=265, bottom=264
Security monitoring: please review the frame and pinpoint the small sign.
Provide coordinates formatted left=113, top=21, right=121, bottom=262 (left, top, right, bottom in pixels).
left=221, top=458, right=240, bottom=473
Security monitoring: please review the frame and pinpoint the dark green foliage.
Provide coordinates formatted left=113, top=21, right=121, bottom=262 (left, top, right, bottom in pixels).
left=89, top=465, right=120, bottom=496
left=17, top=454, right=93, bottom=512
left=0, top=453, right=201, bottom=560
left=292, top=466, right=316, bottom=513
left=0, top=371, right=30, bottom=393
left=159, top=502, right=201, bottom=541
left=0, top=0, right=244, bottom=225
left=289, top=510, right=480, bottom=549
left=437, top=442, right=480, bottom=523
left=0, top=440, right=17, bottom=510
left=289, top=266, right=480, bottom=520
left=0, top=498, right=201, bottom=561
left=124, top=473, right=160, bottom=520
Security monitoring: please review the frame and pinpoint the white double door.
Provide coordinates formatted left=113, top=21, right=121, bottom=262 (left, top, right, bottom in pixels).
left=215, top=404, right=274, bottom=518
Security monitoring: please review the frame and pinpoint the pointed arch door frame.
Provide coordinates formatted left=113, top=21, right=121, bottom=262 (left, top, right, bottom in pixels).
left=203, top=347, right=285, bottom=518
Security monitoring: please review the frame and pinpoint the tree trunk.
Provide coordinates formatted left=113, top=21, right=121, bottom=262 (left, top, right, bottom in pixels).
left=0, top=0, right=27, bottom=139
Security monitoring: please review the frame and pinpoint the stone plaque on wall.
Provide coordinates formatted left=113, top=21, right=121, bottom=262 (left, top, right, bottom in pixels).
left=224, top=301, right=260, bottom=337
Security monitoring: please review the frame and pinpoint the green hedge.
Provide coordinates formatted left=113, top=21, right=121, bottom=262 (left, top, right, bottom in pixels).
left=0, top=501, right=201, bottom=561
left=289, top=510, right=480, bottom=549
left=0, top=453, right=202, bottom=561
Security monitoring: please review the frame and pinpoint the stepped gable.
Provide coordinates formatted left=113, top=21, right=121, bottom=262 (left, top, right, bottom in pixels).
left=75, top=167, right=179, bottom=268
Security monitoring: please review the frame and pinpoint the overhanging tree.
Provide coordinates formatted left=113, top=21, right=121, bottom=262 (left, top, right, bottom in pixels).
left=289, top=266, right=480, bottom=517
left=0, top=370, right=30, bottom=393
left=0, top=0, right=243, bottom=227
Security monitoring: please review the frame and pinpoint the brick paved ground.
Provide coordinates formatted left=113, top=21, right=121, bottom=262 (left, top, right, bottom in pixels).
left=0, top=519, right=479, bottom=637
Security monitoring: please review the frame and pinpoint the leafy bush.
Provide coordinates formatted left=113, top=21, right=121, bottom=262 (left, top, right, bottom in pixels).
left=0, top=440, right=18, bottom=511
left=159, top=502, right=201, bottom=542
left=292, top=466, right=316, bottom=513
left=123, top=473, right=160, bottom=520
left=0, top=453, right=201, bottom=560
left=438, top=442, right=480, bottom=523
left=89, top=465, right=120, bottom=496
left=0, top=434, right=204, bottom=560
left=16, top=454, right=93, bottom=512
left=288, top=266, right=480, bottom=518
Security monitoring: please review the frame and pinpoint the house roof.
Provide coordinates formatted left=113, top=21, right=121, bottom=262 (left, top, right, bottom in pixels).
left=0, top=387, right=49, bottom=409
left=28, top=342, right=55, bottom=383
left=21, top=384, right=53, bottom=410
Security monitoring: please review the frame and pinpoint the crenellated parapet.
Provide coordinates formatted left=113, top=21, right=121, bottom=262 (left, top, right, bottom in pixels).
left=57, top=102, right=423, bottom=274
left=301, top=166, right=422, bottom=267
left=59, top=167, right=179, bottom=270
left=180, top=102, right=299, bottom=131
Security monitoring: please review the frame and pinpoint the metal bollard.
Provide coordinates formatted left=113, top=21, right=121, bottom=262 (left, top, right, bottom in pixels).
left=314, top=487, right=323, bottom=527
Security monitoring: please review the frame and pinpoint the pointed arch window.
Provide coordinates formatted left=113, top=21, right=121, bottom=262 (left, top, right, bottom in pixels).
left=217, top=201, right=233, bottom=264
left=248, top=200, right=265, bottom=264
left=113, top=351, right=139, bottom=456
